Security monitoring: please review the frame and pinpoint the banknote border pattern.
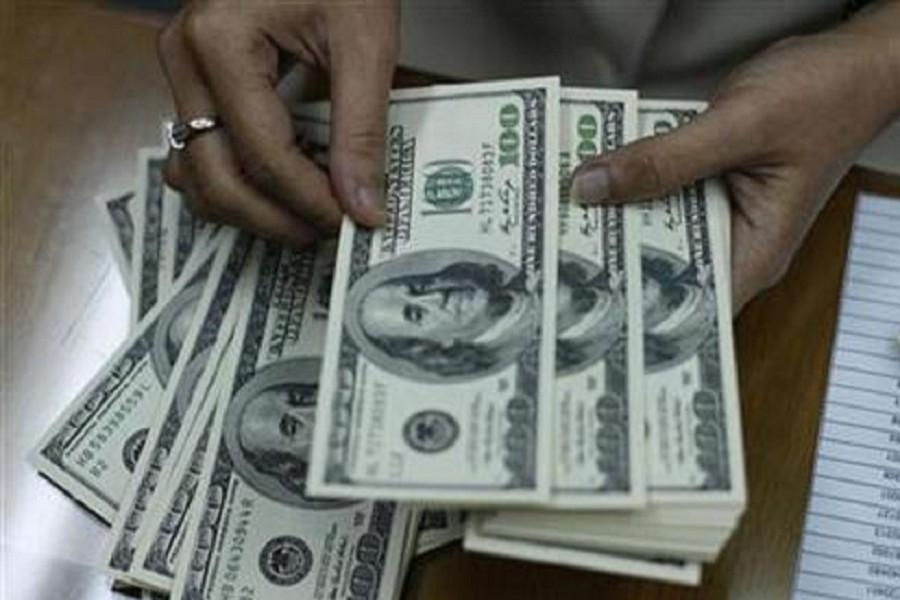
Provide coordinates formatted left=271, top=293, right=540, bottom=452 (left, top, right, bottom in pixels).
left=39, top=332, right=156, bottom=510
left=138, top=157, right=166, bottom=319
left=181, top=243, right=320, bottom=598
left=645, top=106, right=731, bottom=492
left=597, top=100, right=631, bottom=492
left=142, top=409, right=216, bottom=577
left=681, top=178, right=730, bottom=491
left=108, top=234, right=253, bottom=571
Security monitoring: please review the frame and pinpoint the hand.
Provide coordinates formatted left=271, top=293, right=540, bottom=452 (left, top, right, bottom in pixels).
left=158, top=0, right=399, bottom=246
left=572, top=22, right=900, bottom=313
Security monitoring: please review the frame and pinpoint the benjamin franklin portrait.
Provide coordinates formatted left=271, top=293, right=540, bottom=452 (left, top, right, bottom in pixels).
left=151, top=281, right=204, bottom=386
left=222, top=358, right=353, bottom=509
left=642, top=245, right=717, bottom=373
left=556, top=251, right=627, bottom=375
left=343, top=249, right=539, bottom=383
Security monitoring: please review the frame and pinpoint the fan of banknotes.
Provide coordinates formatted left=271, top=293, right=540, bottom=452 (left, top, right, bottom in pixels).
left=30, top=77, right=745, bottom=596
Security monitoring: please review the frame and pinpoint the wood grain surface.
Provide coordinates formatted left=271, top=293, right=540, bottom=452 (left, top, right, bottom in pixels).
left=2, top=3, right=899, bottom=599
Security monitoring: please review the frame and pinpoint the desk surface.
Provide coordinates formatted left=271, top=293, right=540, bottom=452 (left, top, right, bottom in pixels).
left=3, top=3, right=900, bottom=599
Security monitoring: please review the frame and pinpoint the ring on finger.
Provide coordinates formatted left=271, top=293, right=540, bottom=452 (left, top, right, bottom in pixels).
left=166, top=116, right=223, bottom=150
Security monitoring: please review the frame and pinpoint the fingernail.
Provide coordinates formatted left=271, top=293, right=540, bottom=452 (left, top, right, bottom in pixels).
left=571, top=163, right=611, bottom=204
left=353, top=185, right=385, bottom=225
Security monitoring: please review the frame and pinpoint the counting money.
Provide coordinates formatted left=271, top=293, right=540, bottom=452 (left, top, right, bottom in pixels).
left=172, top=240, right=410, bottom=600
left=105, top=232, right=251, bottom=582
left=31, top=239, right=220, bottom=523
left=552, top=88, right=645, bottom=507
left=637, top=100, right=744, bottom=506
left=466, top=101, right=743, bottom=569
left=307, top=78, right=560, bottom=503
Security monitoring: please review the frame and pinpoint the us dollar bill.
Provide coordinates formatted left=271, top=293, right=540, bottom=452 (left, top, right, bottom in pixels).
left=306, top=78, right=561, bottom=503
left=131, top=149, right=169, bottom=325
left=637, top=100, right=744, bottom=506
left=129, top=397, right=223, bottom=592
left=463, top=517, right=702, bottom=586
left=172, top=240, right=411, bottom=600
left=415, top=509, right=465, bottom=555
left=161, top=185, right=214, bottom=289
left=30, top=237, right=221, bottom=523
left=552, top=88, right=645, bottom=507
left=96, top=191, right=137, bottom=289
left=104, top=232, right=252, bottom=582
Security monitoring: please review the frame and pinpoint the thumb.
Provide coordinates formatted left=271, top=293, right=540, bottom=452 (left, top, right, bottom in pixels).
left=571, top=102, right=758, bottom=204
left=328, top=13, right=398, bottom=227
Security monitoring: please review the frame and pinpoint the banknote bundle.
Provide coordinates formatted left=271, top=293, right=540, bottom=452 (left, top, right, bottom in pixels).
left=31, top=77, right=744, bottom=595
left=36, top=156, right=427, bottom=599
left=464, top=101, right=744, bottom=587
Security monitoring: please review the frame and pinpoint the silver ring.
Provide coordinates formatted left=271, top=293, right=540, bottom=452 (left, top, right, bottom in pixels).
left=166, top=116, right=223, bottom=150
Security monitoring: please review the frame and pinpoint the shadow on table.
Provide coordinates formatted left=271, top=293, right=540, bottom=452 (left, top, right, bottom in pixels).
left=104, top=0, right=178, bottom=12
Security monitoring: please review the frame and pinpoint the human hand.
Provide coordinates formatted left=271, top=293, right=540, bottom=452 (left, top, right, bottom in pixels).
left=158, top=0, right=399, bottom=246
left=572, top=26, right=900, bottom=313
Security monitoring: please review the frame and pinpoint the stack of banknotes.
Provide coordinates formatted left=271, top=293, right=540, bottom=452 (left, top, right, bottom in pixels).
left=30, top=77, right=744, bottom=596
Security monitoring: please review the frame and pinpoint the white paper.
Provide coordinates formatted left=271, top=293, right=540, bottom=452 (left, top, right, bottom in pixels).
left=792, top=193, right=900, bottom=599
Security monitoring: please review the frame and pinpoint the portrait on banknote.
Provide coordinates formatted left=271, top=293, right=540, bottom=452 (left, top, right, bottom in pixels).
left=223, top=359, right=352, bottom=509
left=151, top=280, right=203, bottom=384
left=556, top=251, right=627, bottom=376
left=343, top=249, right=539, bottom=383
left=642, top=246, right=716, bottom=373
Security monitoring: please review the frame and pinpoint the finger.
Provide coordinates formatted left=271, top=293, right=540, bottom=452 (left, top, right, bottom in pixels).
left=182, top=5, right=343, bottom=232
left=179, top=157, right=318, bottom=249
left=158, top=13, right=317, bottom=246
left=164, top=151, right=186, bottom=191
left=327, top=6, right=398, bottom=226
left=731, top=214, right=762, bottom=314
left=571, top=101, right=763, bottom=205
left=729, top=182, right=802, bottom=313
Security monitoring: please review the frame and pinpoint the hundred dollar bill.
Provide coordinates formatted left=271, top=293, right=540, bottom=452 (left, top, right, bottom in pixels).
left=104, top=232, right=252, bottom=582
left=129, top=337, right=244, bottom=592
left=476, top=505, right=731, bottom=562
left=96, top=191, right=137, bottom=289
left=172, top=240, right=411, bottom=600
left=475, top=100, right=743, bottom=561
left=463, top=518, right=702, bottom=586
left=161, top=185, right=214, bottom=289
left=129, top=396, right=223, bottom=592
left=636, top=100, right=744, bottom=507
left=393, top=509, right=423, bottom=600
left=552, top=88, right=644, bottom=507
left=307, top=77, right=560, bottom=503
left=131, top=149, right=169, bottom=325
left=415, top=509, right=465, bottom=555
left=30, top=237, right=221, bottom=523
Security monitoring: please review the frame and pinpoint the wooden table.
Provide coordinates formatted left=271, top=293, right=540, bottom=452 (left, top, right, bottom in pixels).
left=3, top=3, right=899, bottom=599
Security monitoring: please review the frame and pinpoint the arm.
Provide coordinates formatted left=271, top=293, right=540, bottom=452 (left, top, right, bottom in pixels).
left=572, top=0, right=900, bottom=311
left=157, top=0, right=399, bottom=247
left=838, top=0, right=900, bottom=120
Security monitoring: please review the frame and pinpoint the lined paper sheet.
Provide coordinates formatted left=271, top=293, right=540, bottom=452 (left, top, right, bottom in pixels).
left=792, top=194, right=900, bottom=600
